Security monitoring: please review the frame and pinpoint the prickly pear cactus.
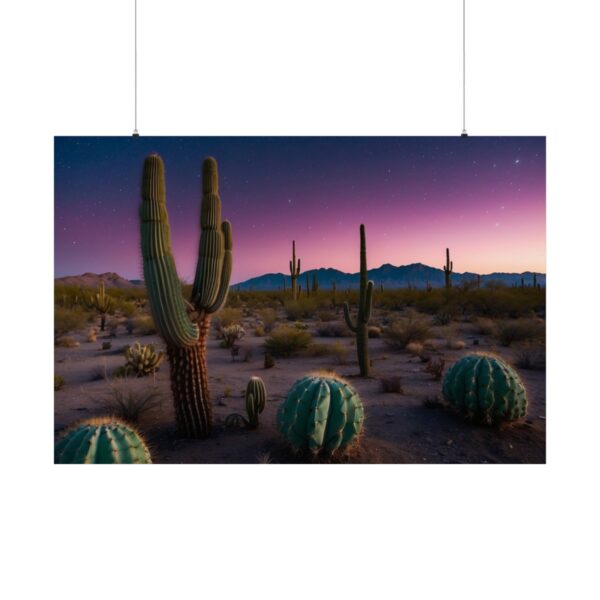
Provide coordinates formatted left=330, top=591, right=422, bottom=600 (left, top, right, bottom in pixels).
left=277, top=372, right=364, bottom=454
left=442, top=354, right=528, bottom=424
left=246, top=376, right=267, bottom=429
left=54, top=417, right=152, bottom=464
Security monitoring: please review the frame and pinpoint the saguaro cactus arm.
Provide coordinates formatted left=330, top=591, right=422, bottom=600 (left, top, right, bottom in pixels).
left=140, top=154, right=199, bottom=348
left=206, top=220, right=233, bottom=314
left=343, top=301, right=357, bottom=332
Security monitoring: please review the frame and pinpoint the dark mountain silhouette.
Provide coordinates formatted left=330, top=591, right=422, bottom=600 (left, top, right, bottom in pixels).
left=233, top=263, right=546, bottom=291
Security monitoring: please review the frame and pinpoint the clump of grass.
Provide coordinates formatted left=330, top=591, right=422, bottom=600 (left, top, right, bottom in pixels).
left=97, top=382, right=163, bottom=423
left=424, top=357, right=445, bottom=381
left=265, top=326, right=312, bottom=357
left=54, top=374, right=65, bottom=391
left=317, top=310, right=336, bottom=322
left=513, top=342, right=546, bottom=370
left=494, top=318, right=545, bottom=347
left=305, top=341, right=348, bottom=364
left=433, top=311, right=454, bottom=326
left=406, top=341, right=425, bottom=357
left=380, top=376, right=405, bottom=394
left=294, top=321, right=309, bottom=330
left=384, top=311, right=431, bottom=350
left=473, top=317, right=496, bottom=336
left=284, top=298, right=318, bottom=320
left=254, top=325, right=265, bottom=337
left=85, top=328, right=97, bottom=343
left=55, top=336, right=80, bottom=348
left=264, top=353, right=275, bottom=369
left=316, top=322, right=347, bottom=337
left=256, top=308, right=277, bottom=332
left=368, top=326, right=382, bottom=338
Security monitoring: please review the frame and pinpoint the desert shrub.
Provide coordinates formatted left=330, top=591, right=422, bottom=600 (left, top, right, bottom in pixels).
left=98, top=382, right=163, bottom=423
left=441, top=325, right=466, bottom=350
left=256, top=308, right=277, bottom=332
left=130, top=314, right=157, bottom=335
left=473, top=317, right=496, bottom=336
left=494, top=318, right=545, bottom=347
left=513, top=342, right=546, bottom=370
left=123, top=342, right=165, bottom=377
left=254, top=325, right=265, bottom=337
left=85, top=328, right=97, bottom=343
left=424, top=357, right=445, bottom=381
left=264, top=353, right=275, bottom=369
left=265, top=326, right=312, bottom=357
left=54, top=374, right=65, bottom=391
left=214, top=307, right=243, bottom=328
left=294, top=321, right=309, bottom=330
left=55, top=306, right=87, bottom=338
left=384, top=312, right=431, bottom=350
left=221, top=324, right=246, bottom=348
left=285, top=298, right=318, bottom=320
left=317, top=310, right=336, bottom=322
left=406, top=341, right=427, bottom=360
left=113, top=298, right=136, bottom=318
left=380, top=376, right=404, bottom=394
left=368, top=326, right=382, bottom=338
left=316, top=322, right=347, bottom=337
left=433, top=311, right=454, bottom=326
left=55, top=336, right=80, bottom=348
left=330, top=341, right=348, bottom=364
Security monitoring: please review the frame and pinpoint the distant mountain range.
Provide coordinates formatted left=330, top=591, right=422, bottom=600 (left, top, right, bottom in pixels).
left=233, top=263, right=546, bottom=291
left=55, top=264, right=546, bottom=291
left=55, top=272, right=142, bottom=289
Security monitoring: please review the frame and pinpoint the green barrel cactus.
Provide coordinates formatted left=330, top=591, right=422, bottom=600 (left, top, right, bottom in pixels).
left=246, top=376, right=267, bottom=429
left=442, top=354, right=528, bottom=424
left=55, top=417, right=152, bottom=464
left=343, top=224, right=374, bottom=376
left=277, top=372, right=364, bottom=454
left=140, top=154, right=232, bottom=438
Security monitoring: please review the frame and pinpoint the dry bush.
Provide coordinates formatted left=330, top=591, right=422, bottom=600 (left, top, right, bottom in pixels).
left=424, top=357, right=445, bottom=381
left=55, top=336, right=80, bottom=348
left=254, top=325, right=265, bottom=337
left=384, top=312, right=431, bottom=350
left=264, top=353, right=275, bottom=369
left=513, top=342, right=546, bottom=370
left=130, top=314, right=157, bottom=335
left=473, top=317, right=496, bottom=336
left=316, top=322, right=347, bottom=337
left=406, top=341, right=425, bottom=356
left=214, top=307, right=243, bottom=328
left=221, top=324, right=246, bottom=348
left=368, top=326, right=382, bottom=338
left=433, top=311, right=454, bottom=326
left=55, top=307, right=87, bottom=338
left=285, top=298, right=318, bottom=320
left=97, top=381, right=163, bottom=423
left=265, top=326, right=312, bottom=357
left=54, top=374, right=65, bottom=391
left=294, top=321, right=310, bottom=330
left=494, top=318, right=545, bottom=347
left=306, top=341, right=348, bottom=364
left=380, top=376, right=405, bottom=394
left=85, top=328, right=97, bottom=343
left=317, top=310, right=337, bottom=322
left=257, top=308, right=277, bottom=332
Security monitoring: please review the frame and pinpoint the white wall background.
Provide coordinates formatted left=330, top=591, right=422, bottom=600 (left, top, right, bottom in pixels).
left=1, top=1, right=598, bottom=599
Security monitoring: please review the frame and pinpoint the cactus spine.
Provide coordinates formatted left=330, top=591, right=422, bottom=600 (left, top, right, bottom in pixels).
left=54, top=417, right=152, bottom=464
left=443, top=248, right=453, bottom=289
left=289, top=240, right=301, bottom=300
left=343, top=224, right=374, bottom=377
left=140, top=154, right=232, bottom=438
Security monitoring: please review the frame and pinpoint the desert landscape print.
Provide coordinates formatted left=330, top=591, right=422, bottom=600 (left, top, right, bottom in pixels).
left=54, top=136, right=546, bottom=464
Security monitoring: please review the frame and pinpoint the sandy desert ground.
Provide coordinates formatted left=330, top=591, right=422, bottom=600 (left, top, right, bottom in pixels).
left=54, top=306, right=545, bottom=464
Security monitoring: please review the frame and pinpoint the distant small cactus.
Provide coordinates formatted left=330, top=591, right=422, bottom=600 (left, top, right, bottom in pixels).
left=225, top=376, right=267, bottom=430
left=124, top=342, right=164, bottom=377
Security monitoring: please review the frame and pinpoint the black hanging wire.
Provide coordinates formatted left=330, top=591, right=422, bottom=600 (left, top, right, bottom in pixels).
left=133, top=0, right=139, bottom=137
left=461, top=0, right=468, bottom=137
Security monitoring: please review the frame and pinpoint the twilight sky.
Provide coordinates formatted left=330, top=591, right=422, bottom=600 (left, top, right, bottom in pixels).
left=55, top=136, right=545, bottom=283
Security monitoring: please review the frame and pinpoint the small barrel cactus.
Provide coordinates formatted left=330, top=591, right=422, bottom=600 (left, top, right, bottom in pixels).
left=246, top=376, right=267, bottom=429
left=55, top=417, right=152, bottom=464
left=277, top=372, right=364, bottom=454
left=442, top=354, right=528, bottom=424
left=124, top=341, right=164, bottom=377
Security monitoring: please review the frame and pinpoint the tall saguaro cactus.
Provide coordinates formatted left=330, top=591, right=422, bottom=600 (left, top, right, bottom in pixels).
left=443, top=247, right=453, bottom=289
left=140, top=154, right=232, bottom=438
left=289, top=240, right=301, bottom=300
left=343, top=224, right=374, bottom=377
left=82, top=281, right=113, bottom=331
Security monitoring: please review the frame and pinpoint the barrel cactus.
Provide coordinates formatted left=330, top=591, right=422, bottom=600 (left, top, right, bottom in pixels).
left=140, top=154, right=232, bottom=438
left=55, top=417, right=152, bottom=464
left=277, top=372, right=364, bottom=454
left=124, top=342, right=164, bottom=377
left=442, top=354, right=528, bottom=424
